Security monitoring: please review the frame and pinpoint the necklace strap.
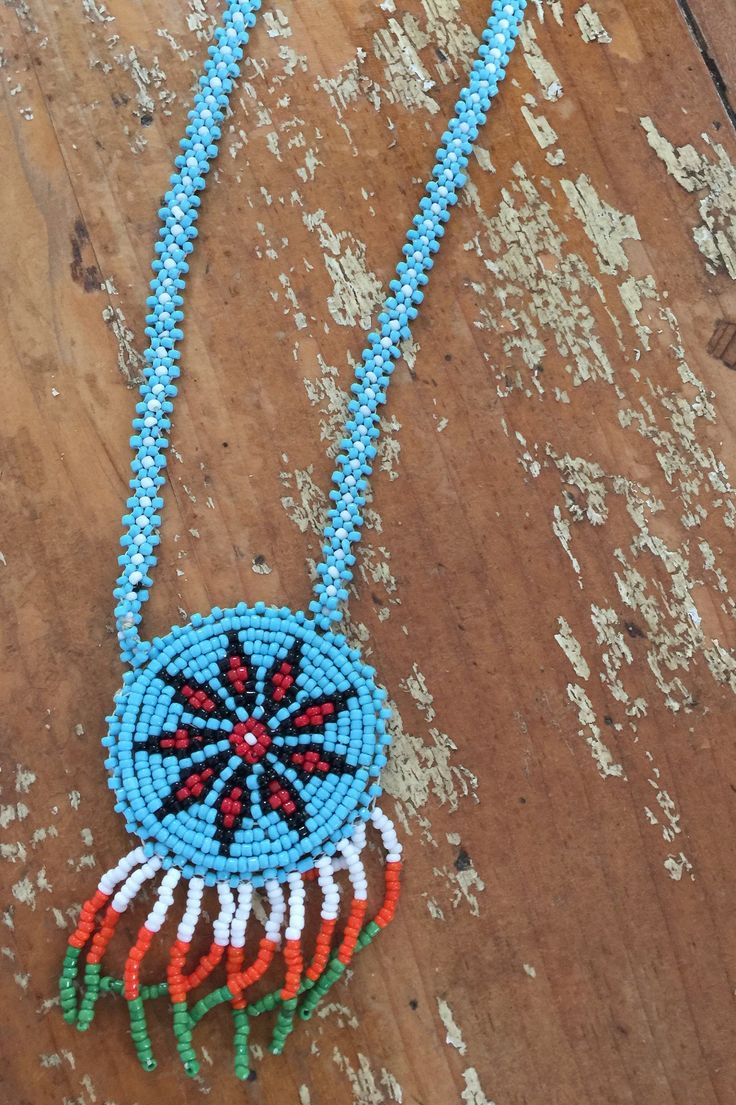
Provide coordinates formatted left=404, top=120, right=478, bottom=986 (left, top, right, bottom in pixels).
left=114, top=0, right=526, bottom=667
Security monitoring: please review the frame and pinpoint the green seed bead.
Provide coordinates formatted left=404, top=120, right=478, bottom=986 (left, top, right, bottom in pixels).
left=357, top=923, right=379, bottom=948
left=232, top=1007, right=250, bottom=1078
left=59, top=950, right=80, bottom=1024
left=299, top=959, right=347, bottom=1019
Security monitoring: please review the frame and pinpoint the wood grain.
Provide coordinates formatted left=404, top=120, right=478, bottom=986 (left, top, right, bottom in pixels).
left=1, top=1, right=736, bottom=1103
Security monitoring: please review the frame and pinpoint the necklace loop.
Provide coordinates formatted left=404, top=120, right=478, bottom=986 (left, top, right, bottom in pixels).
left=114, top=0, right=526, bottom=667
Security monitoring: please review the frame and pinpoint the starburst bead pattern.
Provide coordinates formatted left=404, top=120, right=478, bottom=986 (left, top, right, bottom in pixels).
left=105, top=603, right=391, bottom=885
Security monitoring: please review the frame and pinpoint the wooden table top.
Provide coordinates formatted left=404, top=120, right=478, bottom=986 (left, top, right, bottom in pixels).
left=2, top=1, right=736, bottom=1102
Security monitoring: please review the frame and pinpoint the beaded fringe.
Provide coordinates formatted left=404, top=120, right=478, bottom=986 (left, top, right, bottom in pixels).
left=59, top=806, right=401, bottom=1078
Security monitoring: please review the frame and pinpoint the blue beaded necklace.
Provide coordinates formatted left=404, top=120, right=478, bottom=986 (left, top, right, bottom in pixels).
left=60, top=0, right=526, bottom=1077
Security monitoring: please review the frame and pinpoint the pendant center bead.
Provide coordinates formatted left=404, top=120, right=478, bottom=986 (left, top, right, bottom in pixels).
left=229, top=718, right=270, bottom=763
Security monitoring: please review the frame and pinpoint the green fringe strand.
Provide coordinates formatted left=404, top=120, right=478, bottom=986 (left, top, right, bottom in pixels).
left=58, top=918, right=384, bottom=1074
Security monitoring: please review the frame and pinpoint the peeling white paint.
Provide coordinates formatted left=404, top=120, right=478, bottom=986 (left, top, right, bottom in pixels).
left=373, top=18, right=437, bottom=112
left=664, top=852, right=694, bottom=881
left=561, top=173, right=641, bottom=275
left=101, top=279, right=144, bottom=384
left=641, top=117, right=736, bottom=278
left=645, top=751, right=685, bottom=847
left=575, top=4, right=612, bottom=44
left=12, top=867, right=52, bottom=910
left=332, top=1049, right=403, bottom=1104
left=263, top=9, right=292, bottom=38
left=432, top=860, right=485, bottom=916
left=461, top=1068, right=496, bottom=1105
left=462, top=125, right=736, bottom=886
left=186, top=0, right=216, bottom=42
left=303, top=209, right=384, bottom=328
left=554, top=616, right=590, bottom=679
left=15, top=765, right=36, bottom=794
left=465, top=167, right=615, bottom=387
left=552, top=506, right=582, bottom=583
left=81, top=0, right=113, bottom=24
left=533, top=0, right=565, bottom=25
left=521, top=104, right=558, bottom=150
left=384, top=691, right=478, bottom=828
left=427, top=897, right=445, bottom=920
left=0, top=803, right=29, bottom=829
left=317, top=1001, right=359, bottom=1029
left=437, top=997, right=467, bottom=1054
left=519, top=21, right=563, bottom=101
left=567, top=684, right=626, bottom=778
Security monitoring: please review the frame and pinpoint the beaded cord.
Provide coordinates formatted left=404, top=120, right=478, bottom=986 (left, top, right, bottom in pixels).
left=63, top=0, right=528, bottom=1075
left=113, top=0, right=528, bottom=665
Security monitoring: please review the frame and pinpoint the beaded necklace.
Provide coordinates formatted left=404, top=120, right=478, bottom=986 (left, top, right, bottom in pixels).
left=59, top=0, right=526, bottom=1078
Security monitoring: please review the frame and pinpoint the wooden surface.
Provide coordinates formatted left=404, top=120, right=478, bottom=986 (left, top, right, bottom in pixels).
left=684, top=0, right=736, bottom=112
left=2, top=1, right=736, bottom=1102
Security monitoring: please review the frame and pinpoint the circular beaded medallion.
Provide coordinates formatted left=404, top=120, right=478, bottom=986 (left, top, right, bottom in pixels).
left=106, top=603, right=389, bottom=886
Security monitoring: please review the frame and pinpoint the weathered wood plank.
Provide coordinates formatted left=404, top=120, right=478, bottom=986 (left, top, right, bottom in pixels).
left=1, top=1, right=736, bottom=1103
left=681, top=0, right=736, bottom=118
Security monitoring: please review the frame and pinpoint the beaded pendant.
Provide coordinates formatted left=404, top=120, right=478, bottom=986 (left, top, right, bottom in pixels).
left=59, top=0, right=526, bottom=1079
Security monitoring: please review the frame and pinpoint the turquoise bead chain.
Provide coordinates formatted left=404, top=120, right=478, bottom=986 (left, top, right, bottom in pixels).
left=113, top=0, right=527, bottom=665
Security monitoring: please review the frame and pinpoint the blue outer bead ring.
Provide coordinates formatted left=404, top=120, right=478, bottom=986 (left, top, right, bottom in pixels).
left=103, top=603, right=390, bottom=886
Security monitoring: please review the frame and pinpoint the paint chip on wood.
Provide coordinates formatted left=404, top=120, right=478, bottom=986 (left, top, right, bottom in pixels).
left=575, top=5, right=612, bottom=44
